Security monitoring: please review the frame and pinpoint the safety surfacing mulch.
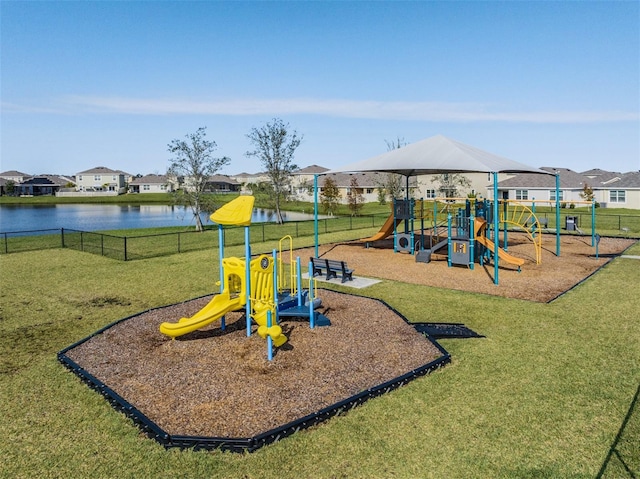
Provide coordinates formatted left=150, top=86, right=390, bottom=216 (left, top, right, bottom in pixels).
left=64, top=290, right=443, bottom=439
left=299, top=233, right=636, bottom=302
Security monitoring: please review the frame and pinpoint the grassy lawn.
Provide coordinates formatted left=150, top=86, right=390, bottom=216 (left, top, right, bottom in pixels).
left=1, top=231, right=639, bottom=478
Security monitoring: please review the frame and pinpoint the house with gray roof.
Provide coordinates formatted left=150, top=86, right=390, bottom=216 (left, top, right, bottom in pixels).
left=496, top=167, right=640, bottom=209
left=0, top=170, right=31, bottom=183
left=129, top=174, right=174, bottom=193
left=17, top=175, right=74, bottom=196
left=75, top=166, right=128, bottom=194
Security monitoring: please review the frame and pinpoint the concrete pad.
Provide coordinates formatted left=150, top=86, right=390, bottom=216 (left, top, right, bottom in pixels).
left=301, top=272, right=381, bottom=289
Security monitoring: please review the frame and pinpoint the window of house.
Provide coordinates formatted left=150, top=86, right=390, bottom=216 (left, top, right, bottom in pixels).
left=549, top=190, right=564, bottom=201
left=610, top=190, right=626, bottom=203
left=160, top=184, right=167, bottom=191
left=78, top=175, right=83, bottom=181
left=94, top=175, right=101, bottom=181
left=425, top=189, right=436, bottom=199
left=366, top=188, right=374, bottom=194
left=515, top=190, right=528, bottom=200
left=143, top=185, right=150, bottom=191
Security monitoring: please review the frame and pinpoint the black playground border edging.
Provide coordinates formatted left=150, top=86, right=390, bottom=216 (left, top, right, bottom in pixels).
left=547, top=237, right=640, bottom=303
left=57, top=290, right=451, bottom=453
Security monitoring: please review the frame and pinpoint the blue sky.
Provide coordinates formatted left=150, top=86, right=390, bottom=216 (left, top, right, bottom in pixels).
left=2, top=1, right=638, bottom=177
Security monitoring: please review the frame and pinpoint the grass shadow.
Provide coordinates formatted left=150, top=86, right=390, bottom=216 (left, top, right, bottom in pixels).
left=596, top=383, right=640, bottom=478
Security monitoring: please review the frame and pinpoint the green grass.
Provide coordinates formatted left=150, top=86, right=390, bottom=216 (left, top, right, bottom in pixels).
left=0, top=192, right=177, bottom=205
left=1, top=232, right=639, bottom=478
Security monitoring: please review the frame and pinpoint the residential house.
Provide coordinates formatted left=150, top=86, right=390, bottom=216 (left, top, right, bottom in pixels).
left=415, top=172, right=498, bottom=200
left=317, top=171, right=418, bottom=204
left=596, top=171, right=640, bottom=209
left=75, top=166, right=128, bottom=194
left=16, top=174, right=74, bottom=196
left=231, top=172, right=271, bottom=194
left=0, top=170, right=31, bottom=183
left=0, top=170, right=30, bottom=195
left=289, top=165, right=330, bottom=200
left=494, top=167, right=640, bottom=209
left=129, top=174, right=173, bottom=193
left=205, top=175, right=241, bottom=193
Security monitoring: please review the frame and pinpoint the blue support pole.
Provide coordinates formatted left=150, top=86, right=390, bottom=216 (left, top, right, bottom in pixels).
left=447, top=214, right=452, bottom=268
left=314, top=174, right=319, bottom=259
left=493, top=172, right=499, bottom=285
left=308, top=260, right=315, bottom=329
left=266, top=310, right=273, bottom=361
left=591, top=199, right=596, bottom=246
left=531, top=200, right=537, bottom=239
left=218, top=224, right=226, bottom=330
left=296, top=257, right=303, bottom=307
left=469, top=217, right=475, bottom=270
left=272, top=249, right=279, bottom=324
left=502, top=197, right=508, bottom=250
left=245, top=226, right=252, bottom=337
left=555, top=173, right=561, bottom=257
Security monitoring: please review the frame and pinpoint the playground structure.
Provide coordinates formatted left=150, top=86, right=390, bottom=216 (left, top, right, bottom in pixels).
left=361, top=197, right=561, bottom=271
left=159, top=196, right=329, bottom=359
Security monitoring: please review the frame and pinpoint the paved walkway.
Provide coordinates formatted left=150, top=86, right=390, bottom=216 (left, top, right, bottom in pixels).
left=621, top=255, right=640, bottom=260
left=302, top=272, right=381, bottom=289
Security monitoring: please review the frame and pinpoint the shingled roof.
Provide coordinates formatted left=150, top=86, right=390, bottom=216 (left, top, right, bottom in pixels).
left=497, top=167, right=586, bottom=189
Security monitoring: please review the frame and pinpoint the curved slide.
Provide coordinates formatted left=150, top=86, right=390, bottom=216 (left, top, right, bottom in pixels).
left=159, top=292, right=243, bottom=338
left=360, top=213, right=401, bottom=243
left=475, top=235, right=525, bottom=267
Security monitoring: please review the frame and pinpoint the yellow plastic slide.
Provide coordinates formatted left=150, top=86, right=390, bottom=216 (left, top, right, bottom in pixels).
left=475, top=235, right=525, bottom=267
left=159, top=291, right=243, bottom=338
left=473, top=217, right=525, bottom=267
left=360, top=213, right=401, bottom=243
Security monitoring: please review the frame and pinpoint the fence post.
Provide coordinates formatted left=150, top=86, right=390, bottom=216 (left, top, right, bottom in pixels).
left=124, top=237, right=128, bottom=261
left=61, top=228, right=65, bottom=248
left=101, top=234, right=104, bottom=256
left=262, top=223, right=265, bottom=243
left=177, top=232, right=181, bottom=254
left=80, top=232, right=84, bottom=252
left=3, top=232, right=7, bottom=254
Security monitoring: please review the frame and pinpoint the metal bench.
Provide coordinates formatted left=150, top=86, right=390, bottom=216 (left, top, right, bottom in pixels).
left=310, top=257, right=354, bottom=283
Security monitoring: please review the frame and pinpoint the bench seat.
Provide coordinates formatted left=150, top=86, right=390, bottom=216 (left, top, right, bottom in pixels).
left=310, top=257, right=354, bottom=283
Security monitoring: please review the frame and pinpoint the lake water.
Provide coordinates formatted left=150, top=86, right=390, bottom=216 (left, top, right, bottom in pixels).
left=0, top=204, right=321, bottom=233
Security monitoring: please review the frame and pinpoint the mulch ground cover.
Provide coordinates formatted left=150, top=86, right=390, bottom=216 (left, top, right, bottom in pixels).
left=63, top=232, right=636, bottom=442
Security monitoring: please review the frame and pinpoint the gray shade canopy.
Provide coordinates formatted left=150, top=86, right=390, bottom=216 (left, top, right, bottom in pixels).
left=324, top=134, right=552, bottom=176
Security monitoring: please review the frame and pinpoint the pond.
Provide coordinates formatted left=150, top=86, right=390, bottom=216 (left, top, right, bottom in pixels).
left=0, top=204, right=321, bottom=233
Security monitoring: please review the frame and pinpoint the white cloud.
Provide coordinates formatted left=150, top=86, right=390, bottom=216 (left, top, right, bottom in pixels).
left=3, top=95, right=638, bottom=124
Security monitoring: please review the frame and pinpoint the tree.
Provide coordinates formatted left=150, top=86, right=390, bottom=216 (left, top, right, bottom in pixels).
left=580, top=183, right=595, bottom=203
left=246, top=118, right=302, bottom=224
left=377, top=137, right=407, bottom=202
left=377, top=173, right=404, bottom=202
left=167, top=127, right=230, bottom=231
left=579, top=182, right=598, bottom=209
left=430, top=173, right=471, bottom=199
left=320, top=177, right=340, bottom=215
left=5, top=180, right=16, bottom=196
left=347, top=176, right=365, bottom=216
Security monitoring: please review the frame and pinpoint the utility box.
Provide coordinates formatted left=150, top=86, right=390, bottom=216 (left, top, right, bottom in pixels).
left=566, top=216, right=578, bottom=231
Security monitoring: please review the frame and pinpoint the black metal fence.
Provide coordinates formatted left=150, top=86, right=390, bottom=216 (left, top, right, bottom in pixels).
left=0, top=215, right=387, bottom=260
left=2, top=211, right=638, bottom=260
